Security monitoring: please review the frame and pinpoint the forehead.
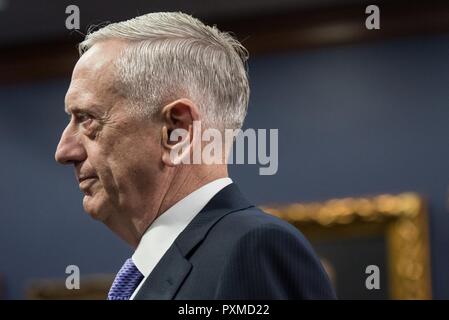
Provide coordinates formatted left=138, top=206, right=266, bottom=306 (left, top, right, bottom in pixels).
left=65, top=40, right=127, bottom=114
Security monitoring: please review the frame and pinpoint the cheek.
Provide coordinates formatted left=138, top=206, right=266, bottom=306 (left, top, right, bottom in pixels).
left=84, top=144, right=118, bottom=195
left=113, top=142, right=161, bottom=191
left=87, top=126, right=162, bottom=194
left=86, top=146, right=140, bottom=197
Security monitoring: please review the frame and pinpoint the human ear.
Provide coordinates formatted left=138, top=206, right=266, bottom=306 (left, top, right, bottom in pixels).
left=160, top=99, right=200, bottom=166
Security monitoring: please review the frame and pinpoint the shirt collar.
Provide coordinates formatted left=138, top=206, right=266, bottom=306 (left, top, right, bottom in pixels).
left=132, top=177, right=233, bottom=277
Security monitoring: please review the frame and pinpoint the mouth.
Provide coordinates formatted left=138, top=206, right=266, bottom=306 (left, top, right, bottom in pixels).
left=78, top=175, right=98, bottom=192
left=78, top=175, right=97, bottom=183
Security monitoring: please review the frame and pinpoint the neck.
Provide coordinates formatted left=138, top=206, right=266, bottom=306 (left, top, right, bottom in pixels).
left=121, top=165, right=228, bottom=248
left=157, top=164, right=228, bottom=218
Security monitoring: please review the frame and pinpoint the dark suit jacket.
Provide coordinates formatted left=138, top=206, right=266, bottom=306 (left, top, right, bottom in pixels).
left=134, top=183, right=336, bottom=299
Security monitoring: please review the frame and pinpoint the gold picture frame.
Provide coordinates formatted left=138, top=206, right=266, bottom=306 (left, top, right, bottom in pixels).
left=263, top=192, right=432, bottom=299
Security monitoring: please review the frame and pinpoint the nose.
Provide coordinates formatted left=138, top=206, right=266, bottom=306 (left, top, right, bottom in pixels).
left=55, top=123, right=87, bottom=165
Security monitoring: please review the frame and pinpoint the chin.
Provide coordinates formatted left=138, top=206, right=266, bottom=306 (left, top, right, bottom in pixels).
left=82, top=194, right=110, bottom=222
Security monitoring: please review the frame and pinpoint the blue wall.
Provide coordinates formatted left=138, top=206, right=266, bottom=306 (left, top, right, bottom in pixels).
left=1, top=33, right=449, bottom=299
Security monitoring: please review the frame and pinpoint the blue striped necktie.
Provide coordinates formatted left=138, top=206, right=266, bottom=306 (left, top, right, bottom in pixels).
left=108, top=258, right=144, bottom=300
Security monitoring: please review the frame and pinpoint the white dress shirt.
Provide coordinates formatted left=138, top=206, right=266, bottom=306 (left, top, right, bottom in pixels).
left=129, top=177, right=233, bottom=299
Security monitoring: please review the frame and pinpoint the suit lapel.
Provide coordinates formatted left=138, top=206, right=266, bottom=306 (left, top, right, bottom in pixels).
left=133, top=243, right=192, bottom=300
left=134, top=183, right=253, bottom=300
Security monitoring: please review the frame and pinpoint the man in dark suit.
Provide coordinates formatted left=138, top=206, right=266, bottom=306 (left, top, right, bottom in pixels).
left=55, top=11, right=336, bottom=300
left=134, top=183, right=335, bottom=299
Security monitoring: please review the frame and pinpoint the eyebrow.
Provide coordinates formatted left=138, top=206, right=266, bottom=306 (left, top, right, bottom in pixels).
left=65, top=105, right=80, bottom=115
left=65, top=104, right=101, bottom=116
left=65, top=106, right=85, bottom=116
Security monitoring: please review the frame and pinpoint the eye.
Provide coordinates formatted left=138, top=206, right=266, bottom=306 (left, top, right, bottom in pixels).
left=75, top=113, right=94, bottom=129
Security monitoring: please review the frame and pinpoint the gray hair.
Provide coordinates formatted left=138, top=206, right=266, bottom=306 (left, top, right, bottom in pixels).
left=79, top=12, right=250, bottom=130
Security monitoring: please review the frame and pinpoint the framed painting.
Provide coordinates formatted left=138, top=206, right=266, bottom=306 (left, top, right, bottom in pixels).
left=263, top=192, right=432, bottom=299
